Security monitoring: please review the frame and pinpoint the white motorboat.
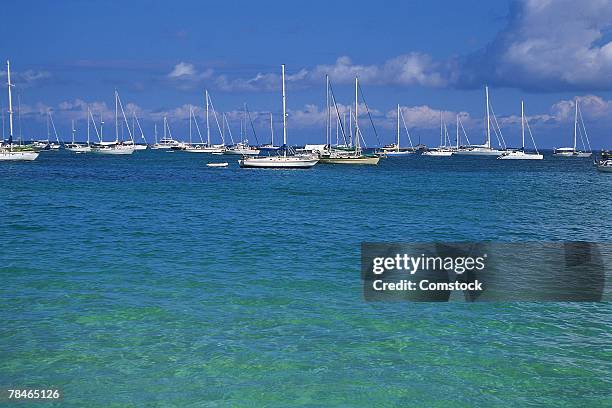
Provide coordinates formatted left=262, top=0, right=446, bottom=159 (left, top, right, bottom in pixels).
left=239, top=65, right=318, bottom=169
left=596, top=159, right=612, bottom=172
left=206, top=162, right=229, bottom=167
left=498, top=101, right=543, bottom=160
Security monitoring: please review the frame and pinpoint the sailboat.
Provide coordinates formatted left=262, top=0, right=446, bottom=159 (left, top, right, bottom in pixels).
left=0, top=60, right=39, bottom=161
left=225, top=104, right=260, bottom=155
left=379, top=105, right=416, bottom=156
left=185, top=90, right=225, bottom=153
left=65, top=118, right=92, bottom=153
left=498, top=101, right=543, bottom=160
left=121, top=111, right=148, bottom=150
left=319, top=77, right=380, bottom=165
left=422, top=113, right=454, bottom=157
left=239, top=64, right=318, bottom=168
left=36, top=111, right=62, bottom=150
left=454, top=86, right=506, bottom=156
left=258, top=113, right=281, bottom=151
left=553, top=98, right=592, bottom=157
left=151, top=116, right=180, bottom=149
left=92, top=90, right=135, bottom=155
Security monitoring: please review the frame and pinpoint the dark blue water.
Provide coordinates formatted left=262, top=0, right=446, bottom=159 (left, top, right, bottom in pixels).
left=1, top=150, right=611, bottom=406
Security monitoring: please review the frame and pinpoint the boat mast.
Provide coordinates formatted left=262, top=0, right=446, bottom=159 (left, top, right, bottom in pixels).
left=456, top=114, right=459, bottom=150
left=154, top=123, right=158, bottom=144
left=87, top=107, right=90, bottom=145
left=355, top=77, right=359, bottom=151
left=189, top=106, right=193, bottom=145
left=6, top=60, right=14, bottom=148
left=205, top=90, right=210, bottom=146
left=397, top=104, right=400, bottom=150
left=521, top=100, right=525, bottom=151
left=115, top=90, right=119, bottom=143
left=72, top=120, right=76, bottom=144
left=485, top=85, right=491, bottom=149
left=326, top=74, right=330, bottom=146
left=348, top=106, right=352, bottom=147
left=281, top=64, right=287, bottom=157
left=439, top=111, right=443, bottom=148
left=269, top=112, right=274, bottom=146
left=573, top=98, right=578, bottom=153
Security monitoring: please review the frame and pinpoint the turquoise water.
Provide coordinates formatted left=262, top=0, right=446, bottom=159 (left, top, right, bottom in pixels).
left=1, top=151, right=611, bottom=407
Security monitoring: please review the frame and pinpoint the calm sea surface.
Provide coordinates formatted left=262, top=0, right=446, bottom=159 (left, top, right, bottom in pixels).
left=1, top=150, right=611, bottom=407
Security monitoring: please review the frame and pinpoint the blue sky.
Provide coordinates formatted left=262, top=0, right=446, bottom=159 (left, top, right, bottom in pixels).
left=1, top=0, right=612, bottom=148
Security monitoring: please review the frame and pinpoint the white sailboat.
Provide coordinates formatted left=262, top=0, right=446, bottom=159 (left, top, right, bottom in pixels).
left=454, top=86, right=506, bottom=156
left=553, top=98, right=592, bottom=157
left=123, top=111, right=148, bottom=150
left=225, top=104, right=260, bottom=155
left=239, top=64, right=318, bottom=168
left=65, top=118, right=92, bottom=153
left=92, top=90, right=135, bottom=155
left=498, top=101, right=543, bottom=160
left=319, top=77, right=380, bottom=165
left=185, top=90, right=225, bottom=153
left=422, top=113, right=454, bottom=156
left=0, top=60, right=39, bottom=161
left=151, top=116, right=180, bottom=149
left=258, top=112, right=281, bottom=151
left=379, top=105, right=416, bottom=156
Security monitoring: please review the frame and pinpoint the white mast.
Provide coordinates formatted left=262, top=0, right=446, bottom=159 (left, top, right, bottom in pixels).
left=100, top=114, right=104, bottom=141
left=439, top=111, right=443, bottom=147
left=521, top=100, right=525, bottom=150
left=205, top=90, right=210, bottom=146
left=355, top=77, right=359, bottom=151
left=72, top=120, right=76, bottom=144
left=269, top=112, right=274, bottom=146
left=456, top=114, right=459, bottom=149
left=189, top=106, right=193, bottom=145
left=326, top=74, right=330, bottom=146
left=7, top=60, right=14, bottom=147
left=573, top=98, right=578, bottom=152
left=154, top=123, right=158, bottom=144
left=397, top=104, right=400, bottom=150
left=115, top=90, right=119, bottom=143
left=163, top=117, right=167, bottom=140
left=485, top=85, right=491, bottom=149
left=281, top=64, right=287, bottom=157
left=348, top=106, right=352, bottom=147
left=87, top=107, right=90, bottom=145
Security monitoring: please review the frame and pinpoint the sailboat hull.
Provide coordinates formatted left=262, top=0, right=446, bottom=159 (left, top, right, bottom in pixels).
left=498, top=152, right=543, bottom=160
left=319, top=156, right=380, bottom=165
left=0, top=150, right=40, bottom=161
left=453, top=148, right=504, bottom=156
left=66, top=145, right=92, bottom=153
left=553, top=151, right=592, bottom=157
left=422, top=150, right=453, bottom=157
left=239, top=156, right=318, bottom=168
left=92, top=147, right=135, bottom=155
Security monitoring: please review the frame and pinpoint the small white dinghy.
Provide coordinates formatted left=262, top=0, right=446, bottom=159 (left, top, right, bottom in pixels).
left=207, top=162, right=228, bottom=168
